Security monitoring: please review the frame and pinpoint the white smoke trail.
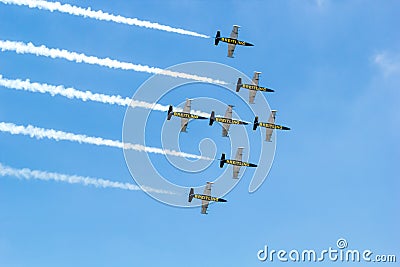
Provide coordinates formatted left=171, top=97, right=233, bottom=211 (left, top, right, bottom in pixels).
left=0, top=122, right=211, bottom=160
left=0, top=40, right=227, bottom=85
left=0, top=162, right=175, bottom=194
left=0, top=0, right=210, bottom=38
left=0, top=74, right=212, bottom=118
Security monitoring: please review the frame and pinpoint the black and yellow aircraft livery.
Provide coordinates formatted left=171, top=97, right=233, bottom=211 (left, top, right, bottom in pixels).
left=253, top=110, right=291, bottom=142
left=215, top=25, right=254, bottom=58
left=209, top=105, right=248, bottom=137
left=189, top=182, right=227, bottom=214
left=220, top=148, right=257, bottom=179
left=236, top=72, right=274, bottom=104
left=167, top=99, right=207, bottom=132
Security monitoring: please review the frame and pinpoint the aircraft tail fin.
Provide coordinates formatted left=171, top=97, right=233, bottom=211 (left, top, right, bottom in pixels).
left=167, top=105, right=173, bottom=120
left=188, top=188, right=194, bottom=202
left=215, top=31, right=221, bottom=45
left=220, top=153, right=226, bottom=168
left=236, top=78, right=242, bottom=92
left=209, top=111, right=215, bottom=125
left=253, top=116, right=259, bottom=130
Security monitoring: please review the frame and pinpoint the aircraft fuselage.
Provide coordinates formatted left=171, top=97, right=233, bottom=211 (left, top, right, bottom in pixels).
left=220, top=37, right=254, bottom=46
left=215, top=117, right=248, bottom=125
left=173, top=112, right=207, bottom=120
left=193, top=194, right=227, bottom=202
left=241, top=83, right=274, bottom=92
left=259, top=122, right=290, bottom=130
left=225, top=159, right=257, bottom=167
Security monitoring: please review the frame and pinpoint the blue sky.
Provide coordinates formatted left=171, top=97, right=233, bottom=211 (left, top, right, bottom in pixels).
left=0, top=0, right=399, bottom=266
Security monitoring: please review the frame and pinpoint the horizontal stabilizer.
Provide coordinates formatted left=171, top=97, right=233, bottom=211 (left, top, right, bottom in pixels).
left=253, top=116, right=259, bottom=130
left=167, top=105, right=173, bottom=120
left=220, top=153, right=226, bottom=168
left=188, top=188, right=194, bottom=202
left=236, top=77, right=242, bottom=92
left=209, top=111, right=215, bottom=126
left=215, top=31, right=221, bottom=46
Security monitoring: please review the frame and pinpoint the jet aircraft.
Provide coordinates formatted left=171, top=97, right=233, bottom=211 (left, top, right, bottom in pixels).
left=215, top=25, right=254, bottom=58
left=188, top=182, right=227, bottom=214
left=220, top=147, right=257, bottom=179
left=167, top=99, right=207, bottom=132
left=236, top=72, right=274, bottom=104
left=253, top=110, right=291, bottom=142
left=209, top=105, right=248, bottom=137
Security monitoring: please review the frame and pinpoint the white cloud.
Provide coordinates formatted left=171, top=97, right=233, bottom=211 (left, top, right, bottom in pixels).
left=0, top=74, right=211, bottom=118
left=315, top=0, right=328, bottom=8
left=0, top=0, right=209, bottom=38
left=373, top=51, right=400, bottom=77
left=0, top=40, right=227, bottom=85
left=0, top=122, right=211, bottom=160
left=0, top=162, right=175, bottom=194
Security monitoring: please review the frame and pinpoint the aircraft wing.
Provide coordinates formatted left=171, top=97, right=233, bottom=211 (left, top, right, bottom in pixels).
left=233, top=165, right=240, bottom=179
left=233, top=148, right=243, bottom=178
left=235, top=147, right=244, bottom=161
left=222, top=124, right=230, bottom=137
left=183, top=99, right=191, bottom=113
left=201, top=203, right=209, bottom=214
left=227, top=25, right=240, bottom=58
left=222, top=105, right=233, bottom=137
left=181, top=119, right=189, bottom=132
left=201, top=183, right=212, bottom=214
left=249, top=72, right=260, bottom=104
left=249, top=90, right=257, bottom=104
left=252, top=72, right=260, bottom=86
left=227, top=44, right=236, bottom=58
left=180, top=99, right=191, bottom=132
left=225, top=105, right=233, bottom=119
left=230, top=25, right=240, bottom=39
left=265, top=110, right=277, bottom=142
